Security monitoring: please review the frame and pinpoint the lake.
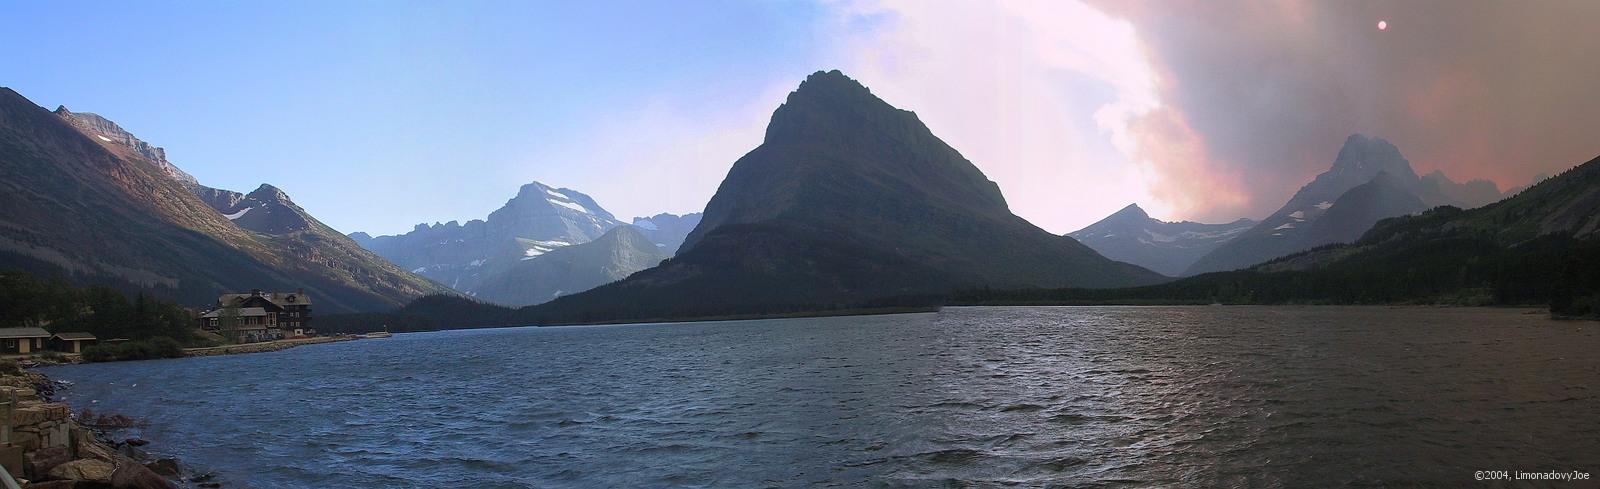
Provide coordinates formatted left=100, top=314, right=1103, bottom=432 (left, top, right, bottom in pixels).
left=41, top=306, right=1600, bottom=487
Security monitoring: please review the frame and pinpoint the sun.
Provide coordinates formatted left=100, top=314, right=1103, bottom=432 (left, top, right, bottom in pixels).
left=1378, top=20, right=1388, bottom=31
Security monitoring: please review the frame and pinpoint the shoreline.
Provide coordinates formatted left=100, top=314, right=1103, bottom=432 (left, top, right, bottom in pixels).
left=0, top=367, right=196, bottom=488
left=531, top=303, right=1567, bottom=328
left=0, top=336, right=363, bottom=486
left=180, top=335, right=357, bottom=358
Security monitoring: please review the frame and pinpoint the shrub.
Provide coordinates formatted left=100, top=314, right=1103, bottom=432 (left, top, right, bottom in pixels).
left=80, top=337, right=187, bottom=362
left=0, top=360, right=19, bottom=376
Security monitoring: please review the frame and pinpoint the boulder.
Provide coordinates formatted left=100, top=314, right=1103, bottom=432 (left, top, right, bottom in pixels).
left=47, top=458, right=114, bottom=482
left=22, top=480, right=78, bottom=489
left=109, top=462, right=177, bottom=489
left=143, top=458, right=179, bottom=477
left=115, top=445, right=149, bottom=461
left=24, top=446, right=72, bottom=479
left=70, top=427, right=120, bottom=463
left=122, top=439, right=148, bottom=447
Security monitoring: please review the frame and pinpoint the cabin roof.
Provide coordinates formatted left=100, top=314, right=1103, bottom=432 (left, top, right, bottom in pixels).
left=0, top=327, right=51, bottom=339
left=199, top=307, right=270, bottom=318
left=51, top=332, right=97, bottom=341
left=219, top=291, right=311, bottom=307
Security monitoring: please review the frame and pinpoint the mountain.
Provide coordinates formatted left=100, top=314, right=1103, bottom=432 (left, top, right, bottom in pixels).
left=1295, top=171, right=1427, bottom=247
left=351, top=182, right=626, bottom=296
left=1419, top=170, right=1502, bottom=209
left=55, top=107, right=199, bottom=187
left=193, top=184, right=315, bottom=235
left=630, top=212, right=702, bottom=254
left=0, top=88, right=447, bottom=312
left=956, top=152, right=1600, bottom=313
left=1185, top=134, right=1444, bottom=275
left=522, top=70, right=1165, bottom=323
left=1067, top=204, right=1254, bottom=277
left=473, top=225, right=668, bottom=307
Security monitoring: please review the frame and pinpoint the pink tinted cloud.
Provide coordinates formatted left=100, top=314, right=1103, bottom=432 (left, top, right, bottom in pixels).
left=1091, top=0, right=1600, bottom=218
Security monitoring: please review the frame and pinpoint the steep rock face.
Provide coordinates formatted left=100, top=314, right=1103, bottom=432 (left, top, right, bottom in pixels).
left=53, top=106, right=198, bottom=187
left=193, top=184, right=314, bottom=234
left=1185, top=135, right=1428, bottom=275
left=630, top=212, right=702, bottom=255
left=1298, top=171, right=1428, bottom=247
left=1067, top=204, right=1255, bottom=277
left=353, top=182, right=625, bottom=294
left=524, top=70, right=1164, bottom=322
left=0, top=87, right=447, bottom=312
left=473, top=225, right=667, bottom=307
left=1419, top=170, right=1503, bottom=209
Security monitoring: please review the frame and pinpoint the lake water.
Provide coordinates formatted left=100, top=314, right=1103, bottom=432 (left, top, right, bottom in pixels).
left=41, top=306, right=1600, bottom=488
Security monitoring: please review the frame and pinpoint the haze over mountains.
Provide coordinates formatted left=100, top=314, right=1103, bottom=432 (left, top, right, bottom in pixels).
left=524, top=70, right=1164, bottom=322
left=1181, top=134, right=1525, bottom=276
left=968, top=149, right=1600, bottom=315
left=349, top=183, right=700, bottom=306
left=0, top=88, right=447, bottom=313
left=1067, top=206, right=1255, bottom=277
left=0, top=67, right=1581, bottom=326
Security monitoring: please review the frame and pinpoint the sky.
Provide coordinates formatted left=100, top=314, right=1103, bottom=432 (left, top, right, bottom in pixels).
left=3, top=0, right=1597, bottom=235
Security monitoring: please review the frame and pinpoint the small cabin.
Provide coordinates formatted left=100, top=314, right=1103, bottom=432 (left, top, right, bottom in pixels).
left=0, top=328, right=52, bottom=354
left=49, top=332, right=97, bottom=353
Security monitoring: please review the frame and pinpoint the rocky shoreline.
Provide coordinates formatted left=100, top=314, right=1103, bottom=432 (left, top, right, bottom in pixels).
left=4, top=335, right=362, bottom=487
left=0, top=369, right=190, bottom=488
left=180, top=335, right=354, bottom=358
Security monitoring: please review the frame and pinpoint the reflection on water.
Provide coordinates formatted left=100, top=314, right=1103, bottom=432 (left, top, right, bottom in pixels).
left=43, top=306, right=1600, bottom=487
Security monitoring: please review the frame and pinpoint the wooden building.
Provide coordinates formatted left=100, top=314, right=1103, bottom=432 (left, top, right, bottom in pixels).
left=49, top=332, right=97, bottom=353
left=215, top=290, right=313, bottom=336
left=0, top=328, right=51, bottom=354
left=198, top=306, right=278, bottom=342
left=199, top=289, right=314, bottom=340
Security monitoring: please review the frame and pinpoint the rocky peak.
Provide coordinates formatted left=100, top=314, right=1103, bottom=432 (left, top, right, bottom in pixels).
left=52, top=106, right=199, bottom=187
left=762, top=70, right=912, bottom=149
left=1329, top=134, right=1416, bottom=180
left=247, top=184, right=294, bottom=205
left=1108, top=203, right=1150, bottom=222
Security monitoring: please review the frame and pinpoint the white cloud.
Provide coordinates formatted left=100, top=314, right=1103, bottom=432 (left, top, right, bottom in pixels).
left=816, top=0, right=1178, bottom=232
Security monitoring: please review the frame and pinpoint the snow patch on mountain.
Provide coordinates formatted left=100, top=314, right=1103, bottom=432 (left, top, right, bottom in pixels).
left=549, top=200, right=590, bottom=214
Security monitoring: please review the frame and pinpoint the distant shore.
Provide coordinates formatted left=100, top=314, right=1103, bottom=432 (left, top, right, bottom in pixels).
left=532, top=305, right=942, bottom=327
left=181, top=335, right=356, bottom=358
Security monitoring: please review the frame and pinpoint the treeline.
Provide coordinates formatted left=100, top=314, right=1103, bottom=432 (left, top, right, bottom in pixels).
left=517, top=292, right=944, bottom=326
left=952, top=233, right=1600, bottom=316
left=0, top=270, right=201, bottom=342
left=315, top=294, right=518, bottom=333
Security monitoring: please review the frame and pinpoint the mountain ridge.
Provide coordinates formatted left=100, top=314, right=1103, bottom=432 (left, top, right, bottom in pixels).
left=1067, top=204, right=1256, bottom=277
left=0, top=87, right=448, bottom=312
left=522, top=70, right=1164, bottom=323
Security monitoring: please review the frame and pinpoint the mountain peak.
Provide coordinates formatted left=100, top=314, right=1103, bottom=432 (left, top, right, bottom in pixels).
left=793, top=70, right=871, bottom=97
left=1331, top=134, right=1414, bottom=179
left=515, top=181, right=552, bottom=196
left=52, top=106, right=199, bottom=187
left=1109, top=203, right=1149, bottom=221
left=248, top=183, right=291, bottom=201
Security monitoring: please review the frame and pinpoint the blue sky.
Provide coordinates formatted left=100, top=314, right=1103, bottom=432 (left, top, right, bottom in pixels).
left=13, top=1, right=1567, bottom=237
left=2, top=0, right=842, bottom=234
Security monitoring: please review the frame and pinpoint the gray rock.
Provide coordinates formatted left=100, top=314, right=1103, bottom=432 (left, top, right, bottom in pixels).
left=47, top=458, right=114, bottom=482
left=144, top=458, right=180, bottom=477
left=110, top=462, right=176, bottom=489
